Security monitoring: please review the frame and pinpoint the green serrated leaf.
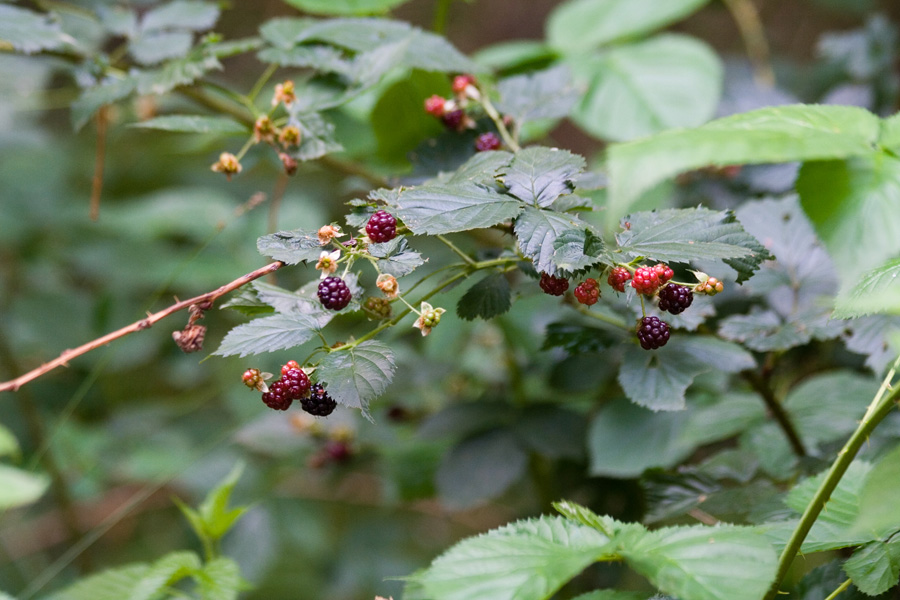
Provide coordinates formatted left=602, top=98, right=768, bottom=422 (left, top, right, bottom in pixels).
left=797, top=153, right=900, bottom=282
left=718, top=308, right=841, bottom=352
left=853, top=443, right=900, bottom=538
left=498, top=147, right=585, bottom=208
left=316, top=341, right=396, bottom=417
left=617, top=207, right=757, bottom=264
left=408, top=515, right=613, bottom=600
left=622, top=524, right=777, bottom=600
left=456, top=273, right=512, bottom=321
left=257, top=44, right=351, bottom=72
left=256, top=228, right=324, bottom=264
left=129, top=115, right=247, bottom=134
left=552, top=228, right=607, bottom=273
left=129, top=551, right=201, bottom=600
left=607, top=104, right=882, bottom=214
left=395, top=183, right=523, bottom=235
left=787, top=461, right=871, bottom=528
left=195, top=557, right=243, bottom=600
left=495, top=65, right=581, bottom=126
left=43, top=564, right=150, bottom=600
left=0, top=465, right=49, bottom=510
left=514, top=206, right=583, bottom=274
left=129, top=30, right=194, bottom=65
left=618, top=342, right=708, bottom=411
left=436, top=429, right=527, bottom=510
left=442, top=151, right=514, bottom=186
left=570, top=34, right=722, bottom=142
left=134, top=51, right=223, bottom=96
left=834, top=258, right=900, bottom=319
left=288, top=111, right=343, bottom=161
left=0, top=5, right=71, bottom=54
left=547, top=0, right=710, bottom=54
left=214, top=313, right=321, bottom=358
left=367, top=237, right=425, bottom=277
left=844, top=540, right=900, bottom=596
left=141, top=1, right=220, bottom=32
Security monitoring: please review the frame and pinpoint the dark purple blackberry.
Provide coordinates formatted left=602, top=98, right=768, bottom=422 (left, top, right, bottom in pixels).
left=657, top=283, right=693, bottom=315
left=475, top=132, right=502, bottom=152
left=282, top=368, right=310, bottom=400
left=261, top=380, right=292, bottom=410
left=539, top=272, right=569, bottom=296
left=318, top=276, right=352, bottom=311
left=636, top=316, right=670, bottom=350
left=441, top=109, right=465, bottom=131
left=365, top=210, right=397, bottom=243
left=300, top=383, right=337, bottom=417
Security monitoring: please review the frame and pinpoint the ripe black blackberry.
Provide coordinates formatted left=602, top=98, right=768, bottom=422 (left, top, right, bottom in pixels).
left=539, top=272, right=569, bottom=296
left=636, top=316, right=670, bottom=350
left=318, top=276, right=352, bottom=310
left=658, top=283, right=693, bottom=315
left=365, top=210, right=397, bottom=243
left=261, top=380, right=292, bottom=410
left=301, top=383, right=337, bottom=417
left=282, top=368, right=311, bottom=400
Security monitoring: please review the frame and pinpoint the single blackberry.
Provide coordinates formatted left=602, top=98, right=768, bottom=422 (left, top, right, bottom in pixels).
left=424, top=95, right=445, bottom=117
left=365, top=210, right=397, bottom=243
left=607, top=267, right=632, bottom=292
left=475, top=132, right=502, bottom=152
left=658, top=283, right=693, bottom=315
left=242, top=368, right=261, bottom=389
left=282, top=368, right=311, bottom=400
left=636, top=316, right=670, bottom=350
left=318, top=276, right=352, bottom=311
left=301, top=383, right=337, bottom=417
left=441, top=109, right=465, bottom=131
left=631, top=266, right=661, bottom=296
left=261, top=380, right=292, bottom=410
left=574, top=278, right=600, bottom=306
left=653, top=263, right=674, bottom=285
left=363, top=297, right=392, bottom=320
left=539, top=272, right=569, bottom=296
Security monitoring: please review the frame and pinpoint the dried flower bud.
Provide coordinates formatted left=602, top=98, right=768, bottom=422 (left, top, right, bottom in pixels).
left=376, top=273, right=399, bottom=299
left=279, top=152, right=298, bottom=176
left=254, top=115, right=275, bottom=143
left=272, top=80, right=296, bottom=107
left=172, top=324, right=206, bottom=353
left=210, top=152, right=242, bottom=180
left=279, top=124, right=301, bottom=147
left=318, top=224, right=341, bottom=244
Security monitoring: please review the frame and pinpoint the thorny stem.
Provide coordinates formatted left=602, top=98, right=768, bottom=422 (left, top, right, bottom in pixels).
left=763, top=354, right=900, bottom=600
left=741, top=370, right=807, bottom=457
left=0, top=261, right=284, bottom=394
left=823, top=579, right=853, bottom=600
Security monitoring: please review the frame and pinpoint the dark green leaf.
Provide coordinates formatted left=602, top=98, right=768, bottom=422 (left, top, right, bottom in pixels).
left=607, top=104, right=882, bottom=212
left=395, top=183, right=523, bottom=235
left=43, top=564, right=150, bottom=600
left=72, top=77, right=137, bottom=130
left=256, top=229, right=324, bottom=264
left=853, top=443, right=900, bottom=538
left=514, top=406, right=587, bottom=460
left=498, top=147, right=585, bottom=208
left=442, top=151, right=514, bottom=186
left=214, top=313, right=321, bottom=358
left=784, top=372, right=879, bottom=449
left=141, top=1, right=220, bottom=32
left=257, top=44, right=351, bottom=72
left=315, top=341, right=396, bottom=417
left=844, top=540, right=900, bottom=596
left=552, top=228, right=607, bottom=273
left=129, top=31, right=193, bottom=65
left=844, top=315, right=900, bottom=373
left=456, top=273, right=512, bottom=321
left=514, top=207, right=583, bottom=274
left=495, top=65, right=581, bottom=126
left=0, top=5, right=71, bottom=54
left=546, top=0, right=710, bottom=54
left=435, top=429, right=528, bottom=510
left=195, top=557, right=242, bottom=600
left=473, top=40, right=557, bottom=71
left=130, top=551, right=201, bottom=600
left=570, top=35, right=722, bottom=142
left=408, top=515, right=613, bottom=600
left=253, top=281, right=335, bottom=328
left=129, top=115, right=247, bottom=134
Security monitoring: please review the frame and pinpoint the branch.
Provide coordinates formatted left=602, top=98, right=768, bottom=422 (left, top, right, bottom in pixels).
left=722, top=0, right=775, bottom=87
left=0, top=261, right=284, bottom=394
left=741, top=370, right=807, bottom=457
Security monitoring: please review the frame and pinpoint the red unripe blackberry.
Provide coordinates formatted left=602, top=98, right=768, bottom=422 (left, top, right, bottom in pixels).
left=261, top=380, right=292, bottom=410
left=636, top=316, right=670, bottom=350
left=653, top=263, right=674, bottom=285
left=242, top=368, right=261, bottom=388
left=607, top=267, right=632, bottom=292
left=365, top=210, right=397, bottom=243
left=574, top=278, right=600, bottom=306
left=475, top=132, right=502, bottom=152
left=318, top=276, right=352, bottom=311
left=631, top=266, right=661, bottom=295
left=657, top=283, right=693, bottom=315
left=324, top=440, right=351, bottom=461
left=424, top=94, right=446, bottom=117
left=282, top=368, right=311, bottom=400
left=281, top=360, right=301, bottom=375
left=452, top=74, right=475, bottom=94
left=441, top=109, right=465, bottom=131
left=539, top=272, right=569, bottom=296
left=300, top=383, right=337, bottom=417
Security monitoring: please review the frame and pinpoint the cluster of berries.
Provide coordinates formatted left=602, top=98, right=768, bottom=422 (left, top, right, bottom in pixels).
left=242, top=361, right=337, bottom=416
left=539, top=263, right=723, bottom=351
left=424, top=74, right=503, bottom=153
